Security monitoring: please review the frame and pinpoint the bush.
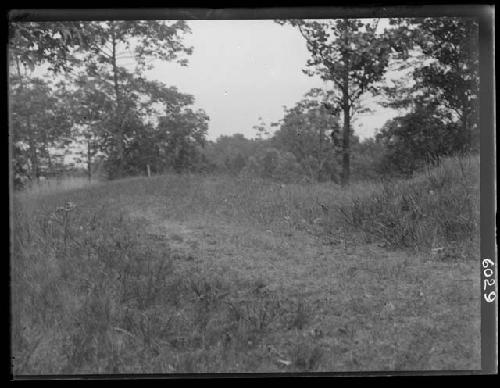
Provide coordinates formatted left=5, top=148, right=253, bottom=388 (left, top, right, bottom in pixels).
left=376, top=109, right=474, bottom=178
left=240, top=147, right=306, bottom=183
left=350, top=138, right=386, bottom=182
left=332, top=154, right=479, bottom=253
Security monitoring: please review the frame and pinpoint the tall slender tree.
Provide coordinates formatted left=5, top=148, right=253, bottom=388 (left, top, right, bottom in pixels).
left=9, top=21, right=91, bottom=181
left=63, top=74, right=114, bottom=181
left=272, top=98, right=339, bottom=182
left=276, top=19, right=392, bottom=185
left=78, top=20, right=193, bottom=178
left=10, top=76, right=73, bottom=180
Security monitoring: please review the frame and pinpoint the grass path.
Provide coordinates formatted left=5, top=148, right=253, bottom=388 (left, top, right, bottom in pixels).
left=11, top=164, right=480, bottom=373
left=128, top=200, right=480, bottom=371
left=12, top=159, right=480, bottom=373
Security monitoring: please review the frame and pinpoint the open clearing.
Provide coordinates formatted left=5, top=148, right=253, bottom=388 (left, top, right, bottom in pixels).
left=12, top=160, right=480, bottom=373
left=128, top=188, right=480, bottom=371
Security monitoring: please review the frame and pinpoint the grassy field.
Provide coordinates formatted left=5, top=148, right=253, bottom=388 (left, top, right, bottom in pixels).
left=11, top=155, right=480, bottom=374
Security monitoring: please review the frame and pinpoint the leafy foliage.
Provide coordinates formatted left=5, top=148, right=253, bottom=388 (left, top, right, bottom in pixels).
left=72, top=20, right=194, bottom=178
left=272, top=97, right=340, bottom=182
left=349, top=138, right=386, bottom=182
left=10, top=77, right=73, bottom=183
left=203, top=134, right=260, bottom=174
left=241, top=147, right=305, bottom=183
left=383, top=17, right=479, bottom=150
left=376, top=107, right=470, bottom=177
left=276, top=19, right=394, bottom=185
left=157, top=107, right=209, bottom=173
left=9, top=20, right=203, bottom=183
left=9, top=18, right=480, bottom=189
left=9, top=21, right=90, bottom=72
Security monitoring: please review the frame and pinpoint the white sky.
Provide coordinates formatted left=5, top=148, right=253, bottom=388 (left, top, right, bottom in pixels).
left=143, top=20, right=401, bottom=141
left=25, top=19, right=403, bottom=143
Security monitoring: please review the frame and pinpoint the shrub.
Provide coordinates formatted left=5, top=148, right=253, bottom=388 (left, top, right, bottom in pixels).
left=376, top=108, right=474, bottom=178
left=331, top=154, right=479, bottom=254
left=240, top=148, right=305, bottom=183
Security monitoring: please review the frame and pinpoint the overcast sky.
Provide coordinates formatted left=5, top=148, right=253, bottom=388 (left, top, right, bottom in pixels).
left=143, top=20, right=401, bottom=141
left=28, top=19, right=403, bottom=142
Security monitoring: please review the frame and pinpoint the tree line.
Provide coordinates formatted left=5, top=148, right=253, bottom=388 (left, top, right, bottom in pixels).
left=9, top=17, right=479, bottom=189
left=10, top=20, right=208, bottom=187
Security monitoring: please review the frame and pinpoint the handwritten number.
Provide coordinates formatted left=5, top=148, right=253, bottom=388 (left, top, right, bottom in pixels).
left=483, top=279, right=495, bottom=290
left=484, top=291, right=496, bottom=303
left=484, top=268, right=493, bottom=278
left=482, top=259, right=496, bottom=303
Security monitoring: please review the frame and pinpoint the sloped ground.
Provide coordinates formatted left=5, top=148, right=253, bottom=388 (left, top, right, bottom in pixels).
left=12, top=157, right=480, bottom=373
left=128, top=197, right=480, bottom=371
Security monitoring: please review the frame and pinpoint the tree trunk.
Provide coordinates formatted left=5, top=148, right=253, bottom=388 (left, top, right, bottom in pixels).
left=87, top=139, right=92, bottom=183
left=27, top=117, right=39, bottom=181
left=463, top=115, right=470, bottom=152
left=46, top=147, right=53, bottom=173
left=42, top=130, right=52, bottom=175
left=15, top=55, right=38, bottom=181
left=341, top=20, right=351, bottom=187
left=460, top=98, right=472, bottom=153
left=111, top=26, right=124, bottom=178
left=341, top=101, right=350, bottom=186
left=318, top=120, right=324, bottom=182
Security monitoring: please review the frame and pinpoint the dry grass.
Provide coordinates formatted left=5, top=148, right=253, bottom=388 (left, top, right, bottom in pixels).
left=20, top=176, right=103, bottom=196
left=331, top=155, right=480, bottom=253
left=11, top=154, right=480, bottom=374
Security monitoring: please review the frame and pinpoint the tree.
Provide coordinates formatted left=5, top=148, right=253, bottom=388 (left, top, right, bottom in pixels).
left=240, top=147, right=304, bottom=183
left=272, top=98, right=340, bottom=182
left=383, top=17, right=479, bottom=152
left=65, top=73, right=114, bottom=181
left=119, top=79, right=209, bottom=175
left=252, top=117, right=272, bottom=140
left=158, top=107, right=209, bottom=173
left=376, top=105, right=469, bottom=176
left=277, top=19, right=392, bottom=185
left=10, top=77, right=72, bottom=181
left=349, top=137, right=386, bottom=181
left=78, top=20, right=193, bottom=178
left=9, top=21, right=92, bottom=184
left=203, top=134, right=259, bottom=174
left=9, top=21, right=91, bottom=72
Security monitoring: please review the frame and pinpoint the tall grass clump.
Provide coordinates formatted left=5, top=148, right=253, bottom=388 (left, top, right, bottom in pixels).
left=12, top=190, right=178, bottom=373
left=331, top=155, right=479, bottom=255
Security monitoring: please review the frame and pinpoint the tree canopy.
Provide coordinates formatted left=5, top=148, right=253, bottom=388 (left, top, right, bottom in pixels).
left=9, top=17, right=480, bottom=188
left=276, top=18, right=393, bottom=185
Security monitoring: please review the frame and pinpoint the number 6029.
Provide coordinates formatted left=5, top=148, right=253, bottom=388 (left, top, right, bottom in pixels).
left=482, top=258, right=496, bottom=303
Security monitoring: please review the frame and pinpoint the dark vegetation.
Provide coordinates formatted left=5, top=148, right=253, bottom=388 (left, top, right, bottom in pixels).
left=10, top=17, right=478, bottom=189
